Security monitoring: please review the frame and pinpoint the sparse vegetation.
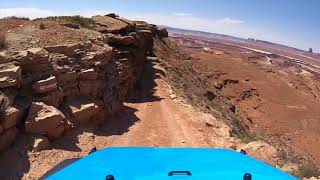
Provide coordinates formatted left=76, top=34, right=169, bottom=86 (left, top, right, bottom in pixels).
left=292, top=161, right=320, bottom=178
left=43, top=15, right=94, bottom=28
left=2, top=16, right=30, bottom=20
left=0, top=32, right=7, bottom=49
left=64, top=15, right=94, bottom=28
left=39, top=22, right=46, bottom=30
left=232, top=126, right=252, bottom=143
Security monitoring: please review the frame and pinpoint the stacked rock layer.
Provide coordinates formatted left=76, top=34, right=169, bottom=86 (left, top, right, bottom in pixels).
left=0, top=15, right=168, bottom=150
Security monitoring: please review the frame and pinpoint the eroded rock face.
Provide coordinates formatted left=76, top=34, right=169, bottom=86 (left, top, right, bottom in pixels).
left=104, top=33, right=136, bottom=46
left=65, top=97, right=99, bottom=124
left=32, top=76, right=58, bottom=93
left=92, top=15, right=133, bottom=34
left=25, top=102, right=65, bottom=140
left=0, top=14, right=167, bottom=151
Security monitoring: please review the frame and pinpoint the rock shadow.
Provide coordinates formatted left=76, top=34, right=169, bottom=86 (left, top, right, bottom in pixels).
left=127, top=58, right=165, bottom=103
left=50, top=104, right=140, bottom=152
left=39, top=158, right=80, bottom=180
left=0, top=134, right=32, bottom=180
left=38, top=105, right=140, bottom=178
left=94, top=105, right=140, bottom=136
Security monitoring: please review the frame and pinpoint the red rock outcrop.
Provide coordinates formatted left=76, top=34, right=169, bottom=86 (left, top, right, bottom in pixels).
left=25, top=102, right=65, bottom=140
left=0, top=15, right=168, bottom=151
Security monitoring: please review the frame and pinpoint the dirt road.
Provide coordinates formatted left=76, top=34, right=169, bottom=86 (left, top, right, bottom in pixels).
left=0, top=59, right=237, bottom=180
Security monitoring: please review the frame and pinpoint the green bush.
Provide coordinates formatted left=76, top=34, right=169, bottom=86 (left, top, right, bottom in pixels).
left=65, top=15, right=94, bottom=28
left=293, top=161, right=320, bottom=178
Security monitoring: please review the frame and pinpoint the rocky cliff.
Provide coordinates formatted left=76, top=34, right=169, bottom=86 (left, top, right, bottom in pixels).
left=0, top=14, right=168, bottom=150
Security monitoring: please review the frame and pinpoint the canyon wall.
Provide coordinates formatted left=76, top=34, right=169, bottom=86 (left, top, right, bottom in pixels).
left=0, top=15, right=168, bottom=150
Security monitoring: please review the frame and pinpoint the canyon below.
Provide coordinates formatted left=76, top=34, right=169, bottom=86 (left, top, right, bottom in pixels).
left=0, top=14, right=319, bottom=179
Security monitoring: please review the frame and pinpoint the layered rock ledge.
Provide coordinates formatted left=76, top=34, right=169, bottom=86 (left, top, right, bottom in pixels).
left=0, top=15, right=168, bottom=151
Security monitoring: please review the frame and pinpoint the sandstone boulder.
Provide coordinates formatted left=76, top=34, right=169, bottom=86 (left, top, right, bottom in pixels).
left=135, top=21, right=157, bottom=34
left=238, top=141, right=278, bottom=166
left=0, top=127, right=17, bottom=150
left=25, top=102, right=65, bottom=139
left=12, top=48, right=49, bottom=65
left=120, top=36, right=136, bottom=46
left=32, top=136, right=51, bottom=151
left=67, top=97, right=99, bottom=124
left=0, top=51, right=10, bottom=63
left=27, top=48, right=48, bottom=59
left=303, top=177, right=320, bottom=180
left=157, top=27, right=169, bottom=38
left=35, top=90, right=63, bottom=107
left=55, top=71, right=78, bottom=83
left=10, top=51, right=28, bottom=64
left=92, top=15, right=131, bottom=33
left=45, top=44, right=76, bottom=56
left=104, top=33, right=135, bottom=46
left=32, top=76, right=58, bottom=93
left=45, top=42, right=91, bottom=57
left=0, top=62, right=21, bottom=88
left=79, top=69, right=97, bottom=80
left=81, top=53, right=96, bottom=66
left=82, top=46, right=113, bottom=66
left=45, top=45, right=68, bottom=54
left=1, top=106, right=24, bottom=130
left=0, top=90, right=17, bottom=112
left=138, top=29, right=153, bottom=37
left=169, top=94, right=177, bottom=99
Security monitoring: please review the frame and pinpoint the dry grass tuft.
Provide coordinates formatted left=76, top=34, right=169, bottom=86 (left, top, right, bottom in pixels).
left=39, top=22, right=46, bottom=30
left=45, top=15, right=94, bottom=28
left=292, top=161, right=320, bottom=178
left=0, top=32, right=7, bottom=49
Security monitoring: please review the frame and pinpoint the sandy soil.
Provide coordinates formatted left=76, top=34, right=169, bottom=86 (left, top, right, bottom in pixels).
left=0, top=18, right=101, bottom=52
left=0, top=59, right=237, bottom=180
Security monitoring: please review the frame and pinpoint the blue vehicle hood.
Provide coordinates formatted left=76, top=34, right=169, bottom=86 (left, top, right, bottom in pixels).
left=46, top=147, right=297, bottom=180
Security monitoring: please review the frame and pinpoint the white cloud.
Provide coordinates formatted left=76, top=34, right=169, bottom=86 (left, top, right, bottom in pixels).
left=122, top=12, right=248, bottom=37
left=0, top=7, right=305, bottom=50
left=0, top=8, right=268, bottom=43
left=0, top=8, right=54, bottom=19
left=172, top=12, right=193, bottom=17
left=0, top=8, right=114, bottom=19
left=216, top=17, right=244, bottom=25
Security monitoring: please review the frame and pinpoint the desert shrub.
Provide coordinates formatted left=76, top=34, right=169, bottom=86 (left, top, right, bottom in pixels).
left=41, top=16, right=94, bottom=28
left=39, top=22, right=46, bottom=30
left=292, top=161, right=320, bottom=178
left=2, top=16, right=30, bottom=20
left=0, top=32, right=6, bottom=49
left=65, top=15, right=94, bottom=28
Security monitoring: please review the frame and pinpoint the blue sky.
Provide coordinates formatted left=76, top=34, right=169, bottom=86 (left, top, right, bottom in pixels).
left=1, top=0, right=319, bottom=52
